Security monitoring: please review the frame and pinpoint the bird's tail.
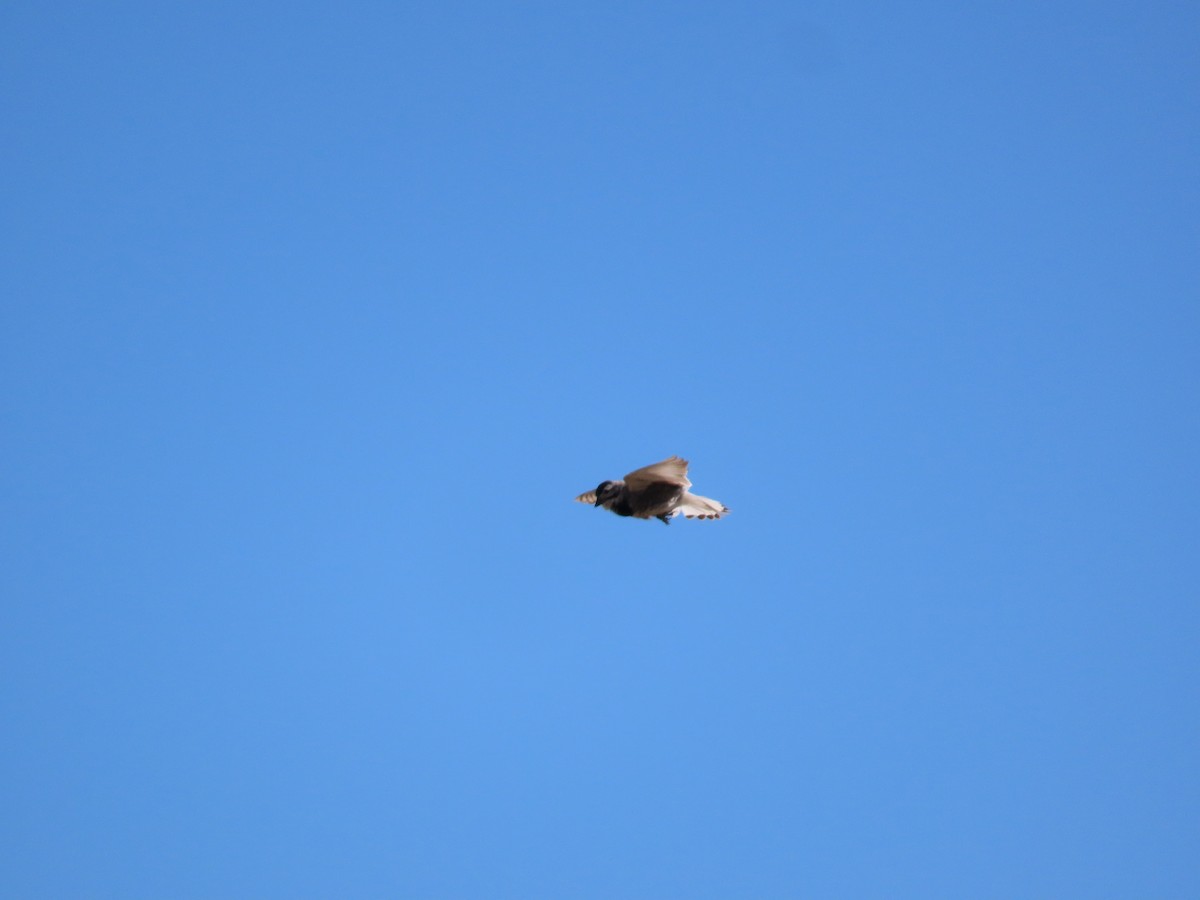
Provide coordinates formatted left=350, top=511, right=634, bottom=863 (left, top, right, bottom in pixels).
left=678, top=492, right=730, bottom=520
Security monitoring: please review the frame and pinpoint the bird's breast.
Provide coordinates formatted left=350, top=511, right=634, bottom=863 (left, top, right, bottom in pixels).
left=628, top=482, right=685, bottom=517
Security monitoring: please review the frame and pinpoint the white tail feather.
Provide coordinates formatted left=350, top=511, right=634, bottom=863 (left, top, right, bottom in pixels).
left=678, top=492, right=730, bottom=520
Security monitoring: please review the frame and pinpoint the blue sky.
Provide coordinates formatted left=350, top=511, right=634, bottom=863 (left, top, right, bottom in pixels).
left=2, top=2, right=1197, bottom=897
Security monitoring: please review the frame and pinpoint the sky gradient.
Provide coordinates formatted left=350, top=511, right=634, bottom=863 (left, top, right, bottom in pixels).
left=3, top=2, right=1198, bottom=897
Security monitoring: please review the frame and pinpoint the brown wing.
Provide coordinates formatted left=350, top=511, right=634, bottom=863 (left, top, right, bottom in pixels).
left=623, top=456, right=692, bottom=491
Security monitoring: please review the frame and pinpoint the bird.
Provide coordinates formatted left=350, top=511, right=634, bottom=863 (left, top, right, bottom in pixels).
left=574, top=456, right=730, bottom=525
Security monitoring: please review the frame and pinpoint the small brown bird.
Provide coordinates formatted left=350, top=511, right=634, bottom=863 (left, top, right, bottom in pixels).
left=575, top=456, right=730, bottom=525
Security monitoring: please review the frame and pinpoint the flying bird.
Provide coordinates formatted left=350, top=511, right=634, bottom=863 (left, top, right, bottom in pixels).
left=575, top=456, right=730, bottom=525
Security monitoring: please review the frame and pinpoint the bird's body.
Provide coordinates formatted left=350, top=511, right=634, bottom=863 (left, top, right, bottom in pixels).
left=575, top=456, right=729, bottom=524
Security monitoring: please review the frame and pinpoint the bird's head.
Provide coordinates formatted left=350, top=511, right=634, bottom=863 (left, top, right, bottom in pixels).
left=593, top=480, right=621, bottom=507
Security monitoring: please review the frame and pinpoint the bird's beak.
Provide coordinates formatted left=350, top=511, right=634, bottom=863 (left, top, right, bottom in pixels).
left=594, top=497, right=604, bottom=507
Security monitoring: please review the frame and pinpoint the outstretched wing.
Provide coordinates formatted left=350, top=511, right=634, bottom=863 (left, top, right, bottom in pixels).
left=574, top=490, right=598, bottom=504
left=623, top=456, right=692, bottom=491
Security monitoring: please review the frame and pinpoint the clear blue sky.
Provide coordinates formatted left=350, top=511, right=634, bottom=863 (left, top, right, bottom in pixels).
left=3, top=2, right=1197, bottom=897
